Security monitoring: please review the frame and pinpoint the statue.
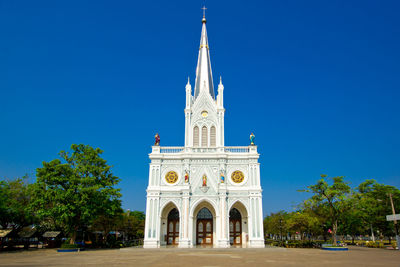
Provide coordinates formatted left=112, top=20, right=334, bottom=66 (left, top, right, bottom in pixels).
left=250, top=132, right=255, bottom=145
left=154, top=133, right=160, bottom=146
left=185, top=172, right=189, bottom=183
left=202, top=175, right=207, bottom=187
left=220, top=172, right=225, bottom=183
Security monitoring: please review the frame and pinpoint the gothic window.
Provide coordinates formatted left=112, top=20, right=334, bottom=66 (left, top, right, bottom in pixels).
left=168, top=208, right=179, bottom=220
left=201, top=126, right=208, bottom=147
left=236, top=221, right=240, bottom=232
left=229, top=208, right=241, bottom=220
left=197, top=208, right=213, bottom=219
left=206, top=222, right=211, bottom=232
left=193, top=126, right=199, bottom=147
left=210, top=126, right=216, bottom=147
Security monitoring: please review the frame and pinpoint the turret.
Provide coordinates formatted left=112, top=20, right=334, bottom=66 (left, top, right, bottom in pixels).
left=185, top=77, right=192, bottom=109
left=217, top=76, right=224, bottom=108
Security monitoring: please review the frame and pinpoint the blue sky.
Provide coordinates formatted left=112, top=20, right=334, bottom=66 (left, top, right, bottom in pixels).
left=1, top=0, right=399, bottom=215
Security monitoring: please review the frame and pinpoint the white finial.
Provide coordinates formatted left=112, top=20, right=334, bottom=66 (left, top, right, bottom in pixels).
left=187, top=76, right=190, bottom=84
left=219, top=76, right=222, bottom=84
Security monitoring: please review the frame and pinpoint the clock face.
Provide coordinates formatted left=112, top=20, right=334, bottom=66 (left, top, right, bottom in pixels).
left=231, top=171, right=244, bottom=183
left=165, top=171, right=178, bottom=184
left=201, top=111, right=208, bottom=118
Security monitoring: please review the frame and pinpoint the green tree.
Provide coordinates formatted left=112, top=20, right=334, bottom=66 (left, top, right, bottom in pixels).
left=30, top=144, right=122, bottom=244
left=0, top=176, right=34, bottom=229
left=118, top=210, right=145, bottom=240
left=301, top=175, right=351, bottom=245
left=357, top=179, right=400, bottom=241
left=337, top=195, right=364, bottom=243
left=264, top=211, right=288, bottom=240
left=287, top=211, right=320, bottom=240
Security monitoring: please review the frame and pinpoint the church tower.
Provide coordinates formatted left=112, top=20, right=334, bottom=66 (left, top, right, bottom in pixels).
left=184, top=15, right=225, bottom=150
left=143, top=11, right=265, bottom=249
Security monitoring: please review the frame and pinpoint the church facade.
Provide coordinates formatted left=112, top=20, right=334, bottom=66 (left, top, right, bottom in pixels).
left=143, top=15, right=265, bottom=248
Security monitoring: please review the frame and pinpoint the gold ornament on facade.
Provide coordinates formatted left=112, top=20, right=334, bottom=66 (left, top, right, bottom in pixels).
left=165, top=171, right=178, bottom=184
left=231, top=171, right=244, bottom=183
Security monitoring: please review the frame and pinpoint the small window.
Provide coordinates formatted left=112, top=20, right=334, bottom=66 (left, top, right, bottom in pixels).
left=193, top=126, right=199, bottom=147
left=201, top=126, right=208, bottom=147
left=210, top=126, right=216, bottom=147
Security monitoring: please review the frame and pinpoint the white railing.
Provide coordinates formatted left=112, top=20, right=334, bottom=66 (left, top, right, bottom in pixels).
left=156, top=146, right=252, bottom=154
left=160, top=147, right=184, bottom=153
left=224, top=146, right=250, bottom=153
left=191, top=147, right=217, bottom=153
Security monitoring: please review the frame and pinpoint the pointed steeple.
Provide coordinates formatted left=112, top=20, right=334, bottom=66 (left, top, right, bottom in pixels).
left=194, top=9, right=215, bottom=99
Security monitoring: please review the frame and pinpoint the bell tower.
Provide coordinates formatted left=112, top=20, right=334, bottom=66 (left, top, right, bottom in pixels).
left=184, top=13, right=225, bottom=149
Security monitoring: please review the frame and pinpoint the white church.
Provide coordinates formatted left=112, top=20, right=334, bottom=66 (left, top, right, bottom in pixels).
left=143, top=13, right=265, bottom=248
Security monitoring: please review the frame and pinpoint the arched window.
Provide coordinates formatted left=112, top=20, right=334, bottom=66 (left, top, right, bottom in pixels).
left=201, top=126, right=208, bottom=147
left=229, top=208, right=241, bottom=220
left=168, top=208, right=179, bottom=220
left=210, top=126, right=216, bottom=147
left=197, top=208, right=213, bottom=219
left=193, top=126, right=199, bottom=147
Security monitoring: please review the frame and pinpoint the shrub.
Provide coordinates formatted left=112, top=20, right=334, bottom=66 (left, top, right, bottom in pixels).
left=60, top=243, right=80, bottom=249
left=365, top=241, right=384, bottom=248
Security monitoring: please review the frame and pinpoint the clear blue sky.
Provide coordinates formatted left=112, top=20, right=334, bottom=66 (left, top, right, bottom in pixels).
left=1, top=1, right=399, bottom=215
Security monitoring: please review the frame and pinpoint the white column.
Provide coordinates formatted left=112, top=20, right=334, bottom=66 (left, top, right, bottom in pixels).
left=179, top=189, right=191, bottom=248
left=257, top=197, right=264, bottom=239
left=248, top=194, right=265, bottom=248
left=217, top=187, right=229, bottom=248
left=144, top=196, right=160, bottom=248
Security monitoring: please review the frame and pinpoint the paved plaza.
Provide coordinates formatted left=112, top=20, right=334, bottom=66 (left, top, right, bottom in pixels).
left=0, top=247, right=399, bottom=267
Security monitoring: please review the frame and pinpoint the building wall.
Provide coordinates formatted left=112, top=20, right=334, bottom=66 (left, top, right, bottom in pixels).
left=143, top=147, right=265, bottom=248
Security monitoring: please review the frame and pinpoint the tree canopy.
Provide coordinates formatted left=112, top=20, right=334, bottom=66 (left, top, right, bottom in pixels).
left=30, top=144, right=122, bottom=243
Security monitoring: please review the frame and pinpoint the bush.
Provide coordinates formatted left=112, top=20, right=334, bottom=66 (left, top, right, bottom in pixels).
left=265, top=239, right=323, bottom=248
left=365, top=241, right=384, bottom=248
left=60, top=243, right=80, bottom=249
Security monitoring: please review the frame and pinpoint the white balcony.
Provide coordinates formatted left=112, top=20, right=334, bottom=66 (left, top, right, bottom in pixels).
left=152, top=146, right=257, bottom=154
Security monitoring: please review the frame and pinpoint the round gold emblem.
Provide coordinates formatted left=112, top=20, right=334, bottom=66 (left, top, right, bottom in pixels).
left=165, top=171, right=178, bottom=184
left=231, top=171, right=244, bottom=183
left=201, top=111, right=208, bottom=118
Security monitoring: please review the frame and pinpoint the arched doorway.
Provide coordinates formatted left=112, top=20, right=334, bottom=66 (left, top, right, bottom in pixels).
left=229, top=208, right=242, bottom=246
left=167, top=208, right=179, bottom=245
left=196, top=207, right=213, bottom=246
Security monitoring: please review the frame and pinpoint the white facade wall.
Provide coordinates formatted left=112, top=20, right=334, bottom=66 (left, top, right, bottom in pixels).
left=143, top=15, right=265, bottom=248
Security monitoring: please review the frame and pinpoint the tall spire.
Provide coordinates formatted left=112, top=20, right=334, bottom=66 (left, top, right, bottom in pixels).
left=194, top=7, right=215, bottom=99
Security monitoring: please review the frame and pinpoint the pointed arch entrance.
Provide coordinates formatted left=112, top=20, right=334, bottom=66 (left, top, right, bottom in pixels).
left=229, top=208, right=242, bottom=246
left=159, top=202, right=180, bottom=246
left=167, top=208, right=179, bottom=245
left=229, top=201, right=249, bottom=247
left=196, top=207, right=213, bottom=246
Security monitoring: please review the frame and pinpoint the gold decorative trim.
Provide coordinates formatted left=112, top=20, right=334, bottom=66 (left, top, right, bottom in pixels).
left=165, top=171, right=178, bottom=184
left=231, top=171, right=244, bottom=184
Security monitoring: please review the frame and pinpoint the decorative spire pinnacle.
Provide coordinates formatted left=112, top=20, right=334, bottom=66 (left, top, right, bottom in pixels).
left=187, top=76, right=190, bottom=85
left=201, top=6, right=207, bottom=23
left=194, top=7, right=215, bottom=99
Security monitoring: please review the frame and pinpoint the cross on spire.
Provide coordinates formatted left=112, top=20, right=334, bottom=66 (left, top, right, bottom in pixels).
left=201, top=6, right=207, bottom=18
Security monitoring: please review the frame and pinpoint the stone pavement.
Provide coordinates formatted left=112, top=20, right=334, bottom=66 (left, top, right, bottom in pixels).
left=0, top=246, right=399, bottom=266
